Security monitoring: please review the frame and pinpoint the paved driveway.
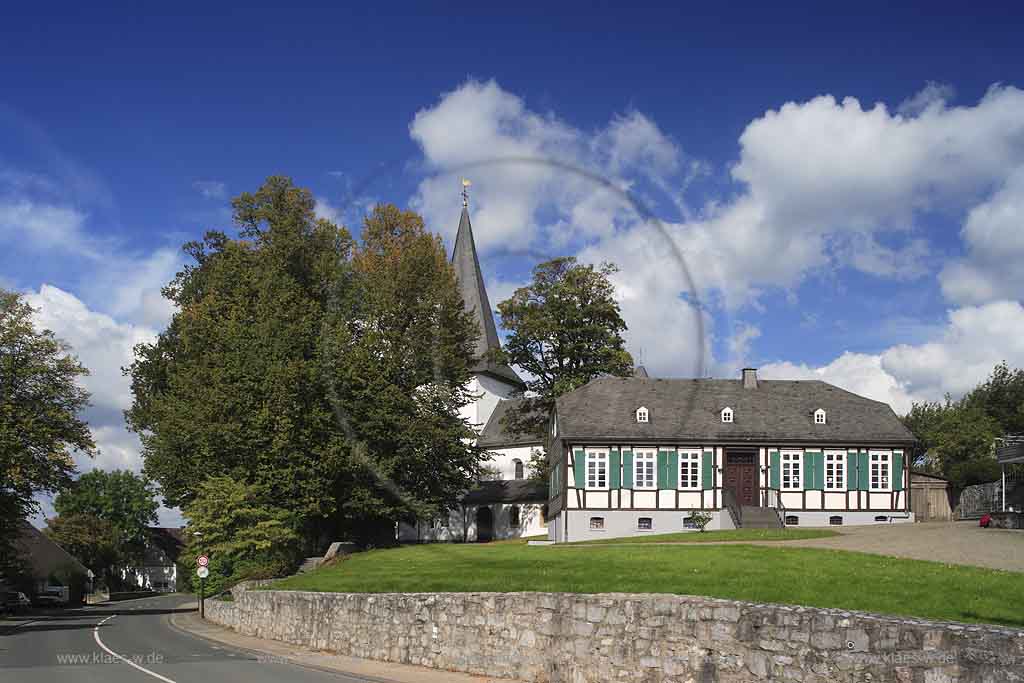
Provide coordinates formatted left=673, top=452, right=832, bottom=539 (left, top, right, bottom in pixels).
left=774, top=521, right=1024, bottom=572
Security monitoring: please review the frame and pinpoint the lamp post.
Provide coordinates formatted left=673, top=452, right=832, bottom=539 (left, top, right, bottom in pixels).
left=193, top=531, right=206, bottom=619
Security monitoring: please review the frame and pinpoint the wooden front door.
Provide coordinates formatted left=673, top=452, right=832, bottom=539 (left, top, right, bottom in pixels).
left=725, top=450, right=758, bottom=506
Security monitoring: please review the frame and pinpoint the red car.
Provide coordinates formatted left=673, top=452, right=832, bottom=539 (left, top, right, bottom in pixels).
left=980, top=513, right=992, bottom=528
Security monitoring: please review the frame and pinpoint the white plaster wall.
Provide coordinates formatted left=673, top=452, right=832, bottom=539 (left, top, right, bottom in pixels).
left=481, top=445, right=541, bottom=480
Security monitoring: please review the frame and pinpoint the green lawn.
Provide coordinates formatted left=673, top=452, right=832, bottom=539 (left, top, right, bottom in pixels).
left=570, top=528, right=838, bottom=545
left=270, top=543, right=1024, bottom=627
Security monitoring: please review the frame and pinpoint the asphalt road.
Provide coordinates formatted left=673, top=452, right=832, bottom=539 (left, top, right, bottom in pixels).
left=0, top=594, right=377, bottom=683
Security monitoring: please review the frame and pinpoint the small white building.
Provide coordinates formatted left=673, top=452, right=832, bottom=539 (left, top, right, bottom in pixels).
left=398, top=197, right=548, bottom=542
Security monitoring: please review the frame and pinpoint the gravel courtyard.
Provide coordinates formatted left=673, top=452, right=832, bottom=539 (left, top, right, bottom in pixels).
left=773, top=520, right=1024, bottom=572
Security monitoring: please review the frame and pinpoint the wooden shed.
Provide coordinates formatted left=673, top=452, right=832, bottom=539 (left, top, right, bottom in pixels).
left=911, top=471, right=952, bottom=522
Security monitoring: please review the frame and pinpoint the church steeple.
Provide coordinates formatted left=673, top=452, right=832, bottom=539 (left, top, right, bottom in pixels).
left=451, top=187, right=525, bottom=389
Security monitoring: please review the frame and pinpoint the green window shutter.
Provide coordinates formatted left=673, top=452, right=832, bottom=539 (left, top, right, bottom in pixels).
left=893, top=451, right=904, bottom=491
left=610, top=448, right=621, bottom=489
left=858, top=451, right=871, bottom=490
left=573, top=448, right=586, bottom=488
left=621, top=449, right=633, bottom=488
left=847, top=450, right=858, bottom=490
left=657, top=450, right=669, bottom=490
left=701, top=450, right=714, bottom=490
left=770, top=450, right=780, bottom=489
left=806, top=451, right=823, bottom=490
left=666, top=450, right=679, bottom=489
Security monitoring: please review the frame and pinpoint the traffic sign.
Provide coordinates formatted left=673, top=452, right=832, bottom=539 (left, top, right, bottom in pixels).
left=196, top=566, right=210, bottom=579
left=197, top=555, right=209, bottom=567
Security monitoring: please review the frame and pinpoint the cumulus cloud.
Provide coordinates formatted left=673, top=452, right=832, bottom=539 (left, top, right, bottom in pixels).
left=25, top=284, right=184, bottom=526
left=940, top=167, right=1024, bottom=304
left=761, top=300, right=1024, bottom=414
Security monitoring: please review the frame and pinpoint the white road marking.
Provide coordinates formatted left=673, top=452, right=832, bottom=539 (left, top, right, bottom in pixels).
left=10, top=619, right=39, bottom=629
left=93, top=615, right=178, bottom=683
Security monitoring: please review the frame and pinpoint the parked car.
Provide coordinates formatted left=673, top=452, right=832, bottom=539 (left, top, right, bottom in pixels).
left=3, top=592, right=31, bottom=613
left=33, top=588, right=68, bottom=607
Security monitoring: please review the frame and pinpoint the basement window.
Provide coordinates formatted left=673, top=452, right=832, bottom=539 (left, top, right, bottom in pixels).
left=637, top=517, right=653, bottom=530
left=683, top=516, right=698, bottom=529
left=589, top=517, right=605, bottom=530
left=829, top=516, right=843, bottom=526
left=874, top=516, right=889, bottom=523
left=785, top=515, right=799, bottom=526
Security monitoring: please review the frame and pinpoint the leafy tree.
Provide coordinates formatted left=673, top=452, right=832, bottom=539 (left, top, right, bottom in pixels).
left=53, top=469, right=158, bottom=563
left=965, top=361, right=1024, bottom=436
left=0, top=289, right=94, bottom=574
left=321, top=204, right=483, bottom=542
left=182, top=475, right=301, bottom=594
left=127, top=177, right=352, bottom=546
left=45, top=513, right=121, bottom=587
left=494, top=257, right=633, bottom=478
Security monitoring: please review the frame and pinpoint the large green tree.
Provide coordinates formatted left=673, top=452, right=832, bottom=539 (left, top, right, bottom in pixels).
left=494, top=257, right=633, bottom=478
left=45, top=513, right=121, bottom=588
left=321, top=204, right=483, bottom=541
left=0, top=289, right=94, bottom=574
left=127, top=177, right=351, bottom=545
left=53, top=469, right=158, bottom=563
left=902, top=362, right=1023, bottom=489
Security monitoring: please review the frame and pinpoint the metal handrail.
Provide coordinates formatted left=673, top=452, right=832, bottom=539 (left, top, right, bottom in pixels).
left=763, top=487, right=787, bottom=526
left=722, top=488, right=743, bottom=527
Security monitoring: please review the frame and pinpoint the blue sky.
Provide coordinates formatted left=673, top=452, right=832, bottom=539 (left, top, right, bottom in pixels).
left=4, top=3, right=1024, bottom=522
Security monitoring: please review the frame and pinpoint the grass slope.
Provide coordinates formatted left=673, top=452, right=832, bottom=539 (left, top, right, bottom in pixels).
left=570, top=528, right=838, bottom=545
left=271, top=543, right=1024, bottom=627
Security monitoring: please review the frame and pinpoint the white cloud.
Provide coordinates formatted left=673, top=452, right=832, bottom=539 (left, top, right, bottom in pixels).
left=940, top=166, right=1024, bottom=304
left=761, top=300, right=1024, bottom=414
left=0, top=199, right=97, bottom=257
left=24, top=284, right=185, bottom=528
left=192, top=180, right=227, bottom=199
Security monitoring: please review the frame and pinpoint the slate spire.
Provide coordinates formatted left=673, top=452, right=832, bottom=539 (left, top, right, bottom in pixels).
left=450, top=200, right=525, bottom=389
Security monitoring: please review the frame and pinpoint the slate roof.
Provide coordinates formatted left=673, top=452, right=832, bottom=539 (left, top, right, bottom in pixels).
left=461, top=479, right=548, bottom=505
left=451, top=206, right=524, bottom=388
left=477, top=398, right=545, bottom=448
left=555, top=377, right=916, bottom=444
left=16, top=522, right=89, bottom=579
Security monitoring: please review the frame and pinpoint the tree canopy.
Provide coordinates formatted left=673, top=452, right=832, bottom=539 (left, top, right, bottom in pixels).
left=128, top=177, right=482, bottom=547
left=0, top=289, right=94, bottom=573
left=53, top=469, right=158, bottom=563
left=494, top=257, right=633, bottom=478
left=902, top=361, right=1024, bottom=488
left=45, top=513, right=121, bottom=587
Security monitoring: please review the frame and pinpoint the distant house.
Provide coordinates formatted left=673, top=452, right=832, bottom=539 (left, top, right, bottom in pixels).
left=120, top=527, right=184, bottom=592
left=12, top=522, right=90, bottom=603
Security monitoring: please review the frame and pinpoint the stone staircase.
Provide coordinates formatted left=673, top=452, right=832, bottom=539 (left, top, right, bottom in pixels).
left=741, top=506, right=783, bottom=529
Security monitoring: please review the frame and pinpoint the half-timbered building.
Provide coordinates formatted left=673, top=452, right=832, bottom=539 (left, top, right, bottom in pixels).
left=545, top=369, right=916, bottom=541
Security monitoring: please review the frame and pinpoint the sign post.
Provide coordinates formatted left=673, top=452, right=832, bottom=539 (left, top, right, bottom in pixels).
left=196, top=557, right=210, bottom=619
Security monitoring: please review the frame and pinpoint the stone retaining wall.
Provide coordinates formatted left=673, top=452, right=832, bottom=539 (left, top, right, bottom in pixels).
left=204, top=586, right=1024, bottom=682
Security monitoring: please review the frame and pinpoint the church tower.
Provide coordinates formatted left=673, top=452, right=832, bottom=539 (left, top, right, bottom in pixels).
left=450, top=184, right=525, bottom=430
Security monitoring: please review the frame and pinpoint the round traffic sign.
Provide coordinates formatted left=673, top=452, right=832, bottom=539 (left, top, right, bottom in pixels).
left=196, top=566, right=210, bottom=579
left=197, top=555, right=209, bottom=567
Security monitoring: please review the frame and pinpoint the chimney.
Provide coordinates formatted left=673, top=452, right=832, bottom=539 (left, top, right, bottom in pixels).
left=742, top=367, right=758, bottom=389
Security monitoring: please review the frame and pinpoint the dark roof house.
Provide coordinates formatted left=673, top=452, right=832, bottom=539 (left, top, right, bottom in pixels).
left=554, top=376, right=916, bottom=445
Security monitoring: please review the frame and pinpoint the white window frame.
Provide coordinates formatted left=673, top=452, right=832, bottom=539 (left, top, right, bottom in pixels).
left=513, top=458, right=524, bottom=480
left=636, top=406, right=649, bottom=423
left=678, top=448, right=702, bottom=490
left=721, top=407, right=734, bottom=423
left=585, top=449, right=609, bottom=490
left=869, top=450, right=892, bottom=492
left=814, top=408, right=827, bottom=425
left=824, top=450, right=846, bottom=491
left=633, top=449, right=657, bottom=490
left=781, top=450, right=802, bottom=491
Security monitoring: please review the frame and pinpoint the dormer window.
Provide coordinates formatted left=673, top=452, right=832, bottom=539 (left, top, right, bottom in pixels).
left=721, top=407, right=733, bottom=423
left=636, top=406, right=649, bottom=423
left=814, top=409, right=827, bottom=425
